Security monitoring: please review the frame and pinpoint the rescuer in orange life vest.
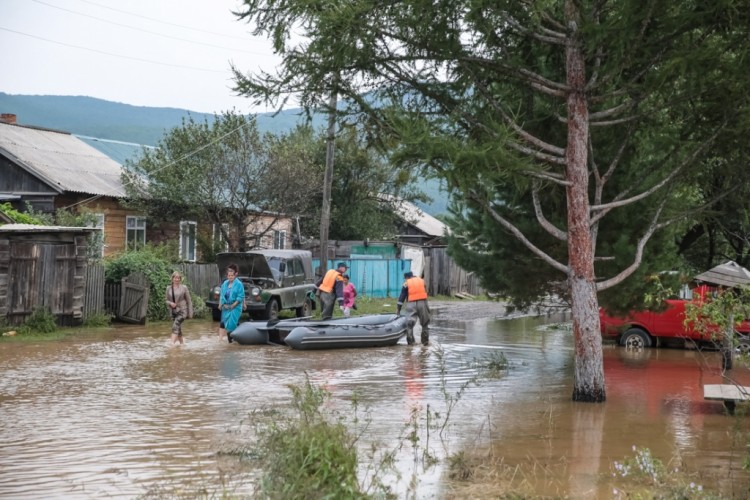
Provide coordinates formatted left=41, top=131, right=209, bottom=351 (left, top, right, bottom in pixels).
left=396, top=271, right=431, bottom=345
left=315, top=262, right=348, bottom=320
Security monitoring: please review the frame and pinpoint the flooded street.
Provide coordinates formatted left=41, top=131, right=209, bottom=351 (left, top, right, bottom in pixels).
left=2, top=307, right=750, bottom=498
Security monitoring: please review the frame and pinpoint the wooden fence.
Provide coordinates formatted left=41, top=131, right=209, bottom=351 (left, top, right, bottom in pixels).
left=83, top=262, right=220, bottom=319
left=81, top=256, right=480, bottom=320
left=424, top=247, right=483, bottom=297
left=174, top=263, right=220, bottom=298
left=83, top=263, right=105, bottom=319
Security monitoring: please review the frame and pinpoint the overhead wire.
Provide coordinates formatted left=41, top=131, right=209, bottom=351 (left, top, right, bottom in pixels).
left=61, top=119, right=253, bottom=211
left=0, top=26, right=227, bottom=73
left=31, top=0, right=266, bottom=56
left=75, top=0, right=252, bottom=41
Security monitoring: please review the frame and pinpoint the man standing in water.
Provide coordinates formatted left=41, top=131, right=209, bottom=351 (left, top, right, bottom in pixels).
left=316, top=262, right=347, bottom=320
left=396, top=271, right=431, bottom=346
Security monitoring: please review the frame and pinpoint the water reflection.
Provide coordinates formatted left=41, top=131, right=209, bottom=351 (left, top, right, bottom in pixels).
left=1, top=314, right=749, bottom=498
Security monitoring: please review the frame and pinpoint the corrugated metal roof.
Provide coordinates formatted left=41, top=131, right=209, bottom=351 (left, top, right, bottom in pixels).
left=694, top=261, right=750, bottom=287
left=378, top=193, right=448, bottom=237
left=0, top=122, right=127, bottom=197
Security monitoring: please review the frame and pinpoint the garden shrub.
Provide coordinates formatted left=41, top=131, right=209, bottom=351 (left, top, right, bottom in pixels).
left=23, top=307, right=57, bottom=334
left=105, top=245, right=174, bottom=322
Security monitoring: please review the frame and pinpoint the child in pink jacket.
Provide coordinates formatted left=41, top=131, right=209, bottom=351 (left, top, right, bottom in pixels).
left=342, top=274, right=357, bottom=317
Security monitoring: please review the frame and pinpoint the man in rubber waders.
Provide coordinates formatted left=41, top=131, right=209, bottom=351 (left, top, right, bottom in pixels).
left=316, top=262, right=347, bottom=320
left=396, top=271, right=431, bottom=345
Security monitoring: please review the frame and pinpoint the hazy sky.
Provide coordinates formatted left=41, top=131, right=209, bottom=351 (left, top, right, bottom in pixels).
left=0, top=0, right=284, bottom=114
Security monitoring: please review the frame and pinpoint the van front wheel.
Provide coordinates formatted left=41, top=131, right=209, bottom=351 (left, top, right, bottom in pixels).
left=620, top=328, right=651, bottom=349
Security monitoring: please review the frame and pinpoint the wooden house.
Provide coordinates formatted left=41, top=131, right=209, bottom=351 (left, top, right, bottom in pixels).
left=0, top=115, right=294, bottom=259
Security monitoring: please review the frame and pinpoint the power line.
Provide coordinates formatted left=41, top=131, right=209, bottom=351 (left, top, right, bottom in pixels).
left=63, top=119, right=252, bottom=210
left=31, top=0, right=266, bottom=56
left=76, top=0, right=252, bottom=42
left=0, top=26, right=228, bottom=73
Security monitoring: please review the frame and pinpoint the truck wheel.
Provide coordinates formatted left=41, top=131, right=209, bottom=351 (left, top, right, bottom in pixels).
left=211, top=307, right=221, bottom=322
left=265, top=299, right=280, bottom=321
left=296, top=298, right=313, bottom=318
left=736, top=336, right=750, bottom=355
left=620, top=328, right=651, bottom=349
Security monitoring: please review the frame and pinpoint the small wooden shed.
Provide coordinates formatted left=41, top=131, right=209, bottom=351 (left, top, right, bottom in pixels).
left=0, top=224, right=97, bottom=326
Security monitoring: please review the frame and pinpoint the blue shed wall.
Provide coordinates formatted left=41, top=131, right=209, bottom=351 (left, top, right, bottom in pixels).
left=313, top=259, right=412, bottom=298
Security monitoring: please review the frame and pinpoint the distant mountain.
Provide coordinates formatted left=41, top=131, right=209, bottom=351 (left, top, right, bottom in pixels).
left=0, top=92, right=317, bottom=145
left=0, top=92, right=448, bottom=214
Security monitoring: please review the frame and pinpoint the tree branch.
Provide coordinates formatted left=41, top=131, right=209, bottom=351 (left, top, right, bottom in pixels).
left=533, top=183, right=568, bottom=241
left=469, top=191, right=568, bottom=274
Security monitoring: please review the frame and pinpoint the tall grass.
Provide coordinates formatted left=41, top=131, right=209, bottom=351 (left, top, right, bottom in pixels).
left=255, top=376, right=364, bottom=499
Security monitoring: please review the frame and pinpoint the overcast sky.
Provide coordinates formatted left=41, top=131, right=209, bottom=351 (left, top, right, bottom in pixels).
left=0, top=0, right=284, bottom=114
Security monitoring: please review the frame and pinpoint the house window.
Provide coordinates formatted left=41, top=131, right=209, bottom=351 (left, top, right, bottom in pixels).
left=273, top=230, right=286, bottom=249
left=213, top=223, right=229, bottom=252
left=180, top=221, right=197, bottom=262
left=126, top=216, right=146, bottom=249
left=87, top=213, right=105, bottom=257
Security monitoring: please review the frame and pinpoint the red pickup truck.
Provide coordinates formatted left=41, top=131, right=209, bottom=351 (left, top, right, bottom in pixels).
left=599, top=285, right=750, bottom=351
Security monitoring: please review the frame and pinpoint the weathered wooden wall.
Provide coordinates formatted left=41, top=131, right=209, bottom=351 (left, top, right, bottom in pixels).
left=424, top=247, right=483, bottom=297
left=0, top=233, right=88, bottom=326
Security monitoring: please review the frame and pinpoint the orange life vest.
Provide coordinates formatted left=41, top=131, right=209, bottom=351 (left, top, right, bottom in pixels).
left=406, top=277, right=428, bottom=301
left=319, top=269, right=342, bottom=293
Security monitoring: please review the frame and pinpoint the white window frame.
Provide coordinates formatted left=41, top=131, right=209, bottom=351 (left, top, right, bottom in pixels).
left=273, top=229, right=287, bottom=249
left=126, top=215, right=146, bottom=249
left=180, top=220, right=198, bottom=262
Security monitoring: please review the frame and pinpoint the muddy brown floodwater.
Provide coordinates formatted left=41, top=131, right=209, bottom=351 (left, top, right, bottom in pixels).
left=1, top=300, right=750, bottom=498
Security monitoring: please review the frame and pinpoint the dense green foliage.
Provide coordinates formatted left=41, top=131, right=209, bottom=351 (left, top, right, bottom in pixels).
left=126, top=111, right=428, bottom=255
left=0, top=202, right=50, bottom=225
left=124, top=112, right=323, bottom=252
left=299, top=126, right=428, bottom=240
left=233, top=0, right=750, bottom=312
left=105, top=246, right=176, bottom=322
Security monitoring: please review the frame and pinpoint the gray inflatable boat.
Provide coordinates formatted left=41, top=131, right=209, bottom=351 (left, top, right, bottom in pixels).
left=230, top=313, right=407, bottom=350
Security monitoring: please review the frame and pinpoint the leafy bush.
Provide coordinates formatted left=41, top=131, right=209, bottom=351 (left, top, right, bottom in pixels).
left=23, top=307, right=57, bottom=334
left=0, top=202, right=51, bottom=225
left=105, top=246, right=174, bottom=321
left=189, top=291, right=209, bottom=319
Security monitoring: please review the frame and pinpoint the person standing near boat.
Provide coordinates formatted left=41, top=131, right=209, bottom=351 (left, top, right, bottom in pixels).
left=166, top=271, right=193, bottom=346
left=316, top=262, right=347, bottom=320
left=342, top=274, right=357, bottom=317
left=218, top=263, right=245, bottom=343
left=396, top=271, right=431, bottom=346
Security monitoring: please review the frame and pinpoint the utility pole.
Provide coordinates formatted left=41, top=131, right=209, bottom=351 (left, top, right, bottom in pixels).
left=318, top=77, right=338, bottom=276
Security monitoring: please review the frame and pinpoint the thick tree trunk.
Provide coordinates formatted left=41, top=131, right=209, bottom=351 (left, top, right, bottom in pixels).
left=565, top=1, right=606, bottom=402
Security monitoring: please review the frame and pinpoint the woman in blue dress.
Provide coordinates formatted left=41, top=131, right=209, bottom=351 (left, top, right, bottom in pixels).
left=218, top=263, right=245, bottom=343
